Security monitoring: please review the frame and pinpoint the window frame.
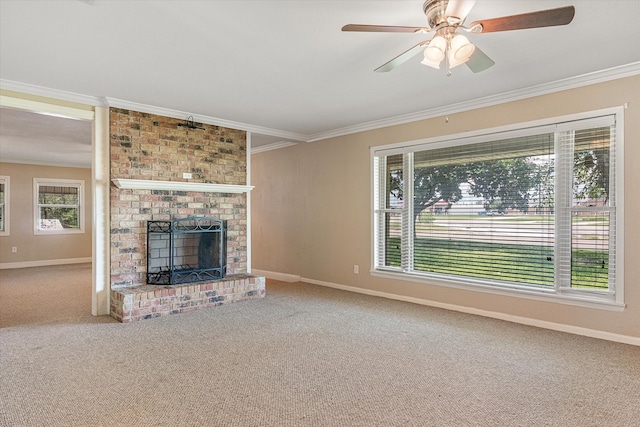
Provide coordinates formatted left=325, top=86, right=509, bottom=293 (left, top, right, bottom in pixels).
left=370, top=107, right=624, bottom=310
left=34, top=178, right=85, bottom=235
left=0, top=175, right=9, bottom=236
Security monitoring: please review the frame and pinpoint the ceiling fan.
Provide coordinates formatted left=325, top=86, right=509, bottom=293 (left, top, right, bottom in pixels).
left=342, top=0, right=575, bottom=74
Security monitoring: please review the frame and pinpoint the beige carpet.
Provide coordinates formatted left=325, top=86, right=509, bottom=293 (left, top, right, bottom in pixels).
left=0, top=263, right=110, bottom=327
left=1, top=264, right=639, bottom=426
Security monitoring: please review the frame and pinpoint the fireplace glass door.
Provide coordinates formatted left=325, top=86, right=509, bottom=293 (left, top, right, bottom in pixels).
left=147, top=216, right=227, bottom=285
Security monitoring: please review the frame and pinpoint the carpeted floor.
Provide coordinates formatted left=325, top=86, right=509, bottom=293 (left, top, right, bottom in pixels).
left=1, top=264, right=639, bottom=426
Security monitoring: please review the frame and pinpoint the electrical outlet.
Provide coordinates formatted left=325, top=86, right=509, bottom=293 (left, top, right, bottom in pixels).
left=11, top=247, right=17, bottom=253
left=353, top=264, right=359, bottom=274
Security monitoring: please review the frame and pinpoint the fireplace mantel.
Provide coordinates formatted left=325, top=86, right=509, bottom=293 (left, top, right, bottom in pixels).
left=111, top=179, right=254, bottom=193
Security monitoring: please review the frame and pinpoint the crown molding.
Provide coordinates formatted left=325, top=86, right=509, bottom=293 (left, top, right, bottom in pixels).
left=0, top=79, right=106, bottom=107
left=0, top=157, right=89, bottom=169
left=105, top=97, right=307, bottom=142
left=250, top=141, right=298, bottom=154
left=0, top=95, right=95, bottom=122
left=4, top=62, right=638, bottom=152
left=305, top=62, right=640, bottom=143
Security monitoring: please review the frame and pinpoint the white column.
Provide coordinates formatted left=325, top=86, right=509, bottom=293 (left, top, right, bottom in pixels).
left=92, top=107, right=110, bottom=315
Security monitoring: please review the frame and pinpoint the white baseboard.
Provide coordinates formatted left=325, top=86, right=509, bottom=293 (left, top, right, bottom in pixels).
left=251, top=268, right=301, bottom=283
left=299, top=276, right=640, bottom=347
left=0, top=257, right=91, bottom=270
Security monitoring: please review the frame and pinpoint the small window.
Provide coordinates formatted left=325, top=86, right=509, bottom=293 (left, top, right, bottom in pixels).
left=34, top=178, right=85, bottom=234
left=0, top=176, right=9, bottom=236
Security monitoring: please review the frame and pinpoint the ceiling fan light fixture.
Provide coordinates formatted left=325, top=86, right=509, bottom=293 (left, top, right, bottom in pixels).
left=447, top=49, right=469, bottom=68
left=424, top=35, right=446, bottom=62
left=420, top=56, right=441, bottom=69
left=450, top=34, right=475, bottom=61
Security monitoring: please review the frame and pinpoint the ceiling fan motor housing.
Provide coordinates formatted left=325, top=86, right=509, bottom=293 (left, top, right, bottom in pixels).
left=423, top=0, right=450, bottom=29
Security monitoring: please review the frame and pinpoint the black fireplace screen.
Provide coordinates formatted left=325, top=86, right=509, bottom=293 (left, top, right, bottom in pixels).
left=147, top=216, right=227, bottom=285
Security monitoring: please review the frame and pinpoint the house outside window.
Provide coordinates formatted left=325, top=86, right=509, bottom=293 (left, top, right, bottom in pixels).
left=0, top=176, right=8, bottom=236
left=34, top=178, right=85, bottom=234
left=372, top=108, right=623, bottom=308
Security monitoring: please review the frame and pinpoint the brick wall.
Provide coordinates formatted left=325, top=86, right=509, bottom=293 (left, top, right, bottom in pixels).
left=110, top=108, right=248, bottom=289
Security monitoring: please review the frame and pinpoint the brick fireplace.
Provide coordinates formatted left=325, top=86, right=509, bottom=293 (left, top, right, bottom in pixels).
left=108, top=108, right=264, bottom=322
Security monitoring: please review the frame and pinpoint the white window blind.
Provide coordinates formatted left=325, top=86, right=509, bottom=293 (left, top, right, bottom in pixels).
left=556, top=118, right=616, bottom=295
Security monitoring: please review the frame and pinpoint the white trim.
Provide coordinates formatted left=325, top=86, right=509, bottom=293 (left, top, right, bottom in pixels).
left=370, top=154, right=379, bottom=273
left=0, top=257, right=92, bottom=270
left=370, top=270, right=625, bottom=311
left=92, top=107, right=110, bottom=316
left=5, top=62, right=637, bottom=149
left=0, top=175, right=9, bottom=236
left=373, top=106, right=625, bottom=155
left=307, top=62, right=640, bottom=142
left=0, top=158, right=90, bottom=169
left=0, top=79, right=106, bottom=108
left=0, top=94, right=95, bottom=121
left=111, top=179, right=254, bottom=193
left=250, top=141, right=298, bottom=154
left=105, top=97, right=307, bottom=142
left=301, top=276, right=639, bottom=347
left=247, top=132, right=252, bottom=274
left=252, top=268, right=301, bottom=283
left=614, top=106, right=625, bottom=305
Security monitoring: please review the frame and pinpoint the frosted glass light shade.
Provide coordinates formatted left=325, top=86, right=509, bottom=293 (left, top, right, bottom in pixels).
left=424, top=35, right=446, bottom=63
left=450, top=34, right=475, bottom=61
left=421, top=56, right=441, bottom=69
left=447, top=49, right=469, bottom=68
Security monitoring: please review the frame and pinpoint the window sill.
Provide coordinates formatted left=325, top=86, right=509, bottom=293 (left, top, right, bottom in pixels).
left=370, top=269, right=625, bottom=312
left=35, top=229, right=85, bottom=236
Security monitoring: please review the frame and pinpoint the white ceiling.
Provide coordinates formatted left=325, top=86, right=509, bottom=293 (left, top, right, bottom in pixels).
left=0, top=108, right=92, bottom=168
left=1, top=0, right=639, bottom=167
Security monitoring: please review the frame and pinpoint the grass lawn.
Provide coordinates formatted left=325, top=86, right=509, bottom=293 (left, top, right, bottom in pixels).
left=385, top=237, right=608, bottom=289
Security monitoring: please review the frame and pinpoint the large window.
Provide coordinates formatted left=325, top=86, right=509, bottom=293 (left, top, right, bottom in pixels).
left=372, top=109, right=623, bottom=306
left=0, top=176, right=8, bottom=236
left=34, top=178, right=85, bottom=234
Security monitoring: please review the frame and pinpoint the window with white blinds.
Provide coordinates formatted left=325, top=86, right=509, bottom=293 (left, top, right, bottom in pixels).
left=372, top=110, right=622, bottom=305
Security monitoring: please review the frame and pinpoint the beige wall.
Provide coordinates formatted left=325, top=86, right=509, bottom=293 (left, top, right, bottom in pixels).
left=0, top=162, right=93, bottom=265
left=251, top=75, right=640, bottom=339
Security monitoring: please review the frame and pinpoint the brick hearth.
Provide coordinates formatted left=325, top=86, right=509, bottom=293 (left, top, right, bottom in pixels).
left=110, top=274, right=265, bottom=323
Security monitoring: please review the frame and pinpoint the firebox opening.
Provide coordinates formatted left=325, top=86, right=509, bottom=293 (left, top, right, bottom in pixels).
left=147, top=216, right=227, bottom=285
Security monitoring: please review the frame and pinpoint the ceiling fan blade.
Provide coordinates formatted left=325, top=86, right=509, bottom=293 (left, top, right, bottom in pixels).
left=342, top=24, right=429, bottom=33
left=375, top=41, right=430, bottom=73
left=468, top=6, right=575, bottom=33
left=445, top=0, right=477, bottom=23
left=465, top=46, right=495, bottom=73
